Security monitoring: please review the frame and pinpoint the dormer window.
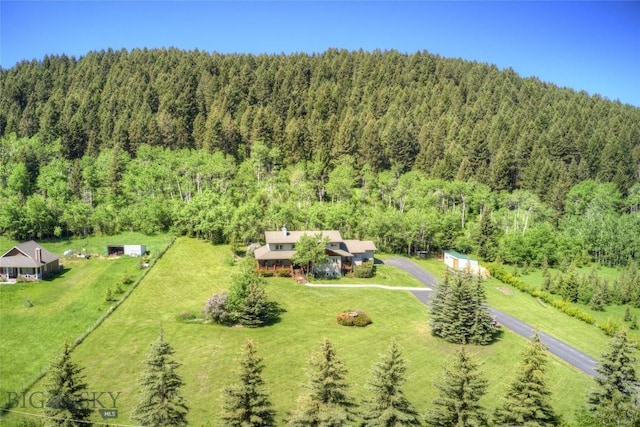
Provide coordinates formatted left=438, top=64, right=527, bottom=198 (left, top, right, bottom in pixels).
left=275, top=244, right=284, bottom=250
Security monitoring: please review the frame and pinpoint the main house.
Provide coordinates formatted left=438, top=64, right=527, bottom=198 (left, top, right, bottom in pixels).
left=254, top=227, right=376, bottom=277
left=0, top=241, right=60, bottom=281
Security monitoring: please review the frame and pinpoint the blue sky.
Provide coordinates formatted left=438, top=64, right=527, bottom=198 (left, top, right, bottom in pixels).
left=1, top=1, right=639, bottom=106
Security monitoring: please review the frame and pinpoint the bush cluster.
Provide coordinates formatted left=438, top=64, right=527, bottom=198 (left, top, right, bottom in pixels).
left=337, top=310, right=372, bottom=327
left=488, top=263, right=601, bottom=327
left=353, top=261, right=375, bottom=278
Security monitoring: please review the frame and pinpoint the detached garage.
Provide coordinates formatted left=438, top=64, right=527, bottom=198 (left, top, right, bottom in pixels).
left=107, top=244, right=146, bottom=257
left=443, top=250, right=480, bottom=273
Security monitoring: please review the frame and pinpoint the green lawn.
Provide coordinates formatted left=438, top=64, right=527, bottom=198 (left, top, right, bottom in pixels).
left=0, top=233, right=173, bottom=405
left=4, top=238, right=593, bottom=426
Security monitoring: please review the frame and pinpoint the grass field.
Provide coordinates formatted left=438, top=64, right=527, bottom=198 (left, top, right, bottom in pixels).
left=0, top=233, right=173, bottom=406
left=3, top=238, right=594, bottom=426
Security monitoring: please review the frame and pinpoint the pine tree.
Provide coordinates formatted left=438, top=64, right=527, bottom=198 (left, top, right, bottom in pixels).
left=493, top=331, right=558, bottom=426
left=44, top=342, right=92, bottom=426
left=287, top=338, right=354, bottom=426
left=425, top=346, right=488, bottom=427
left=238, top=283, right=271, bottom=327
left=430, top=271, right=498, bottom=345
left=221, top=339, right=276, bottom=427
left=361, top=340, right=422, bottom=427
left=477, top=206, right=498, bottom=262
left=590, top=278, right=608, bottom=311
left=587, top=330, right=640, bottom=426
left=132, top=329, right=189, bottom=427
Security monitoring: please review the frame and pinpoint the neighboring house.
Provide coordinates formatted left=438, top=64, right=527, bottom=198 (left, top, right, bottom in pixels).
left=0, top=241, right=60, bottom=281
left=107, top=244, right=146, bottom=257
left=443, top=250, right=481, bottom=274
left=254, top=227, right=376, bottom=277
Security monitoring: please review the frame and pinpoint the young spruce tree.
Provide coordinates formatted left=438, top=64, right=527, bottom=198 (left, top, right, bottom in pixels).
left=425, top=347, right=488, bottom=427
left=221, top=339, right=276, bottom=427
left=430, top=271, right=497, bottom=345
left=132, top=329, right=189, bottom=427
left=361, top=340, right=422, bottom=427
left=287, top=338, right=354, bottom=427
left=493, top=331, right=558, bottom=426
left=586, top=330, right=640, bottom=426
left=44, top=342, right=93, bottom=426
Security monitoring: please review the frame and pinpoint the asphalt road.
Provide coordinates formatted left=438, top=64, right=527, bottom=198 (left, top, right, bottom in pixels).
left=384, top=257, right=599, bottom=377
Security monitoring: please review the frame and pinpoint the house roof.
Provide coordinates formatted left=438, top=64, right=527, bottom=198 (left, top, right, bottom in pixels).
left=443, top=250, right=475, bottom=261
left=343, top=240, right=377, bottom=254
left=327, top=248, right=353, bottom=257
left=0, top=241, right=59, bottom=268
left=264, top=230, right=343, bottom=244
left=254, top=245, right=296, bottom=260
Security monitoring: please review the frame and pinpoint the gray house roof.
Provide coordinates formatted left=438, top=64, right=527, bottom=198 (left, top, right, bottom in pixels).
left=264, top=229, right=343, bottom=245
left=0, top=241, right=59, bottom=268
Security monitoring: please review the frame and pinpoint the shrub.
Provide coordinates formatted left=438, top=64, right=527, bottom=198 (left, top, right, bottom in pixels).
left=353, top=261, right=375, bottom=278
left=598, top=318, right=624, bottom=336
left=259, top=270, right=275, bottom=277
left=274, top=267, right=291, bottom=277
left=176, top=311, right=197, bottom=322
left=204, top=292, right=233, bottom=324
left=337, top=310, right=372, bottom=327
left=121, top=273, right=133, bottom=285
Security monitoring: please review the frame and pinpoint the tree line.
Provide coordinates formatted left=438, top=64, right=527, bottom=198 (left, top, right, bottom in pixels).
left=1, top=48, right=639, bottom=201
left=23, top=329, right=639, bottom=426
left=1, top=136, right=639, bottom=268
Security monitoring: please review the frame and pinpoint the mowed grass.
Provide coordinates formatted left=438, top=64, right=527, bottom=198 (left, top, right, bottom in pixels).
left=7, top=238, right=593, bottom=426
left=411, top=257, right=640, bottom=371
left=511, top=266, right=640, bottom=343
left=0, top=233, right=172, bottom=402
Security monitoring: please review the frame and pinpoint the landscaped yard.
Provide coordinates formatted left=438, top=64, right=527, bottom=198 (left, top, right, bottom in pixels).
left=4, top=238, right=594, bottom=426
left=0, top=233, right=173, bottom=405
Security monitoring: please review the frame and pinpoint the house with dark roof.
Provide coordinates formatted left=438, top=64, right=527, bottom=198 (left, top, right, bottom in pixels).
left=254, top=227, right=376, bottom=277
left=0, top=241, right=60, bottom=281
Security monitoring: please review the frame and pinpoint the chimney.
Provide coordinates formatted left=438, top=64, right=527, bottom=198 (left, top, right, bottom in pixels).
left=35, top=248, right=41, bottom=263
left=282, top=226, right=288, bottom=236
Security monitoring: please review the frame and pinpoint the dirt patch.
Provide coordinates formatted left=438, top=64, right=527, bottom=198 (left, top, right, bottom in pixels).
left=497, top=287, right=513, bottom=295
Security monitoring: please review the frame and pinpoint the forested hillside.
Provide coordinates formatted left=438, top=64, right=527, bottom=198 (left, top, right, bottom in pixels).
left=1, top=48, right=639, bottom=266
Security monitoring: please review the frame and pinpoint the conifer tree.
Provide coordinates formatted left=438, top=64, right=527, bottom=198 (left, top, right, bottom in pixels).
left=477, top=206, right=498, bottom=262
left=287, top=338, right=354, bottom=427
left=361, top=340, right=422, bottom=427
left=586, top=330, right=640, bottom=426
left=430, top=271, right=498, bottom=345
left=44, top=342, right=92, bottom=426
left=132, top=329, right=189, bottom=427
left=493, top=331, right=558, bottom=426
left=425, top=346, right=488, bottom=427
left=221, top=339, right=276, bottom=427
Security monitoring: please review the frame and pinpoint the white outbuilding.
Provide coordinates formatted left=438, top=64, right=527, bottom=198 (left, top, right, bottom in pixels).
left=107, top=244, right=146, bottom=257
left=443, top=250, right=480, bottom=274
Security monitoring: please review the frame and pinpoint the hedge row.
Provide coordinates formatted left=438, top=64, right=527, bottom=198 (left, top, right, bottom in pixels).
left=487, top=263, right=597, bottom=326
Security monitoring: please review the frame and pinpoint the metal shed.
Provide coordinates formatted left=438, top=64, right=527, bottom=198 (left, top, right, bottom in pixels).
left=107, top=244, right=146, bottom=257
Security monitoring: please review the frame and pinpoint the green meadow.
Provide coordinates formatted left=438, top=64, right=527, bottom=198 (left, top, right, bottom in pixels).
left=3, top=238, right=594, bottom=426
left=0, top=233, right=172, bottom=404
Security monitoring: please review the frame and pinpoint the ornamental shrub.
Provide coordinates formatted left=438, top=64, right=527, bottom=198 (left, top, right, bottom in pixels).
left=274, top=267, right=291, bottom=277
left=204, top=292, right=233, bottom=324
left=353, top=261, right=375, bottom=278
left=337, top=310, right=372, bottom=327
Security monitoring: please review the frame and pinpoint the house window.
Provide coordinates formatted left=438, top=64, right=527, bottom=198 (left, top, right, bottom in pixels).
left=275, top=244, right=283, bottom=250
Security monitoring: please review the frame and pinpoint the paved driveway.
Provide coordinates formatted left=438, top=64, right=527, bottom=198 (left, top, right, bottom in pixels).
left=384, top=257, right=599, bottom=377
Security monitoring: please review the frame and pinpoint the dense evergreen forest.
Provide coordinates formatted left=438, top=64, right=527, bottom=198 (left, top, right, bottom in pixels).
left=1, top=48, right=639, bottom=267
